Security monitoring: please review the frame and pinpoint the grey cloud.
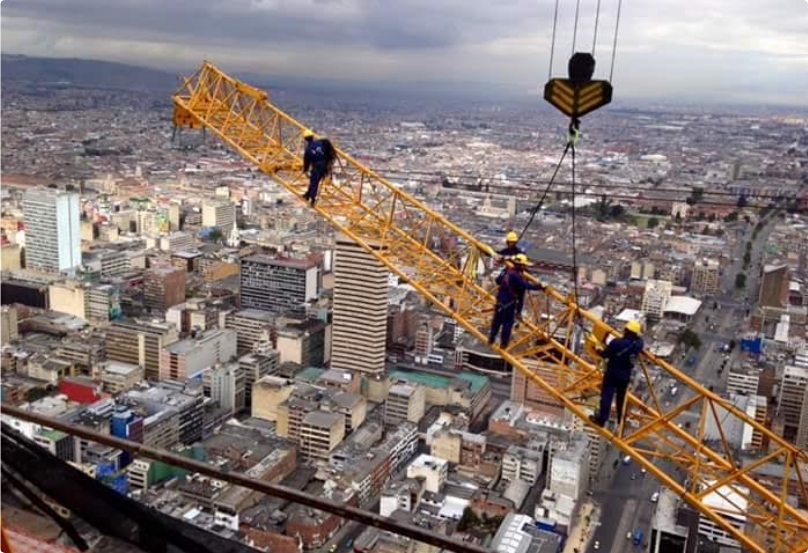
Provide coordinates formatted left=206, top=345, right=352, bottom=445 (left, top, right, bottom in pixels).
left=2, top=0, right=807, bottom=104
left=2, top=0, right=546, bottom=50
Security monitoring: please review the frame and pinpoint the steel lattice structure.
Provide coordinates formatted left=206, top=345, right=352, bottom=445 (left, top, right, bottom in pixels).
left=172, top=62, right=808, bottom=552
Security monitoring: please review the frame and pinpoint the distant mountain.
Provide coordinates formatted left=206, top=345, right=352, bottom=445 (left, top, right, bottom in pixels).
left=1, top=54, right=181, bottom=92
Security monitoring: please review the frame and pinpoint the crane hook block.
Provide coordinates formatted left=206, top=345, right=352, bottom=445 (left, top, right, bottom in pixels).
left=544, top=52, right=613, bottom=118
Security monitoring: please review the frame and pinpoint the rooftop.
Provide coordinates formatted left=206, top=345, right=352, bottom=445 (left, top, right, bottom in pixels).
left=665, top=296, right=702, bottom=316
left=491, top=513, right=561, bottom=553
left=388, top=369, right=489, bottom=394
left=302, top=410, right=342, bottom=429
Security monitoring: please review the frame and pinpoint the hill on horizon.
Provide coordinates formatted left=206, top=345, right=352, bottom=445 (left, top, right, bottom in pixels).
left=1, top=54, right=181, bottom=92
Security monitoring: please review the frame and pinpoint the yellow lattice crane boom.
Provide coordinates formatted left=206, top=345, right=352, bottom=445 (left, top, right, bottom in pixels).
left=173, top=61, right=808, bottom=553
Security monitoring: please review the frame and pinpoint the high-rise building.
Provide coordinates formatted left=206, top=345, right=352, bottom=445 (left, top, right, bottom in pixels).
left=330, top=237, right=388, bottom=374
left=23, top=187, right=81, bottom=273
left=105, top=320, right=179, bottom=381
left=143, top=266, right=186, bottom=312
left=778, top=365, right=808, bottom=443
left=240, top=255, right=319, bottom=314
left=202, top=199, right=236, bottom=230
left=690, top=258, right=720, bottom=295
left=642, top=279, right=672, bottom=319
left=758, top=264, right=790, bottom=308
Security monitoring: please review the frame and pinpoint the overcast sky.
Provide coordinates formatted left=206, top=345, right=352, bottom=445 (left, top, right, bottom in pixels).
left=3, top=0, right=808, bottom=106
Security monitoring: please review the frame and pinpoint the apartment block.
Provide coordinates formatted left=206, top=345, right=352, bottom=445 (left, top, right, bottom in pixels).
left=384, top=383, right=426, bottom=425
left=239, top=351, right=280, bottom=410
left=299, top=411, right=345, bottom=461
left=224, top=309, right=275, bottom=354
left=105, top=320, right=179, bottom=381
left=691, top=258, right=720, bottom=295
left=159, top=328, right=238, bottom=381
left=143, top=266, right=186, bottom=312
left=642, top=279, right=672, bottom=319
left=240, top=255, right=319, bottom=314
left=202, top=199, right=237, bottom=230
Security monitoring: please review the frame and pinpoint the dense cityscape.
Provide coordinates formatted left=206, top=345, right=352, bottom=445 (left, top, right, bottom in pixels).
left=1, top=52, right=808, bottom=553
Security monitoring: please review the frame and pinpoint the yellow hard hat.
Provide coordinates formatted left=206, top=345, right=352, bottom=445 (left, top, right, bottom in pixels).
left=625, top=320, right=642, bottom=335
left=303, top=129, right=314, bottom=139
left=506, top=231, right=519, bottom=243
left=514, top=253, right=529, bottom=265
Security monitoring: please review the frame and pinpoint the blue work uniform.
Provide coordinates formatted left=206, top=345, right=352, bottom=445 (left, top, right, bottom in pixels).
left=595, top=335, right=644, bottom=425
left=303, top=139, right=329, bottom=205
left=488, top=267, right=544, bottom=348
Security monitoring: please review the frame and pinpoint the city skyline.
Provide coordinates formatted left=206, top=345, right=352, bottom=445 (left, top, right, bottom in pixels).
left=2, top=0, right=808, bottom=106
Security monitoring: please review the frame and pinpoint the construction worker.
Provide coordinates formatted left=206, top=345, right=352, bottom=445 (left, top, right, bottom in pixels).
left=496, top=231, right=524, bottom=265
left=302, top=129, right=334, bottom=207
left=589, top=320, right=645, bottom=428
left=488, top=254, right=545, bottom=348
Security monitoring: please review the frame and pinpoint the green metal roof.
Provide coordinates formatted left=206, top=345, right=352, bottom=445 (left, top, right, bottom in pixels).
left=388, top=369, right=489, bottom=394
left=297, top=367, right=326, bottom=381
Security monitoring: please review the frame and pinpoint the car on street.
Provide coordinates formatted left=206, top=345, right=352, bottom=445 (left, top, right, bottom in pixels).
left=593, top=540, right=600, bottom=550
left=330, top=545, right=338, bottom=553
left=651, top=491, right=660, bottom=503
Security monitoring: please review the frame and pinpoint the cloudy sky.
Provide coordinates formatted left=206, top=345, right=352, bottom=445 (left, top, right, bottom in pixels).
left=2, top=0, right=808, bottom=105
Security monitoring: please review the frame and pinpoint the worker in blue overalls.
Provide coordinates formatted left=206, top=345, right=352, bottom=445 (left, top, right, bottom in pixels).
left=302, top=129, right=332, bottom=207
left=488, top=254, right=545, bottom=349
left=589, top=320, right=645, bottom=427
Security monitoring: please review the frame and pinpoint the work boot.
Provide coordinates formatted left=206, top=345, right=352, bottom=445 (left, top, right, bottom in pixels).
left=588, top=414, right=604, bottom=427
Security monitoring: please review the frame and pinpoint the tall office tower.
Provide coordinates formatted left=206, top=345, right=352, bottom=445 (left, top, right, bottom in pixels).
left=240, top=255, right=319, bottom=314
left=23, top=187, right=81, bottom=273
left=759, top=264, right=790, bottom=308
left=330, top=236, right=388, bottom=374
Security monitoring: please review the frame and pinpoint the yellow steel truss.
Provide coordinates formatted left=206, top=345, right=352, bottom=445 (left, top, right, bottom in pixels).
left=173, top=61, right=808, bottom=553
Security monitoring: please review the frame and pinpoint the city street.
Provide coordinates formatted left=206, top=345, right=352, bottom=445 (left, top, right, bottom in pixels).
left=587, top=214, right=775, bottom=553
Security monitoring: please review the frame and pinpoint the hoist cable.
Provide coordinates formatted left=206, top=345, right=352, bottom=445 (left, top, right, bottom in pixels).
left=570, top=140, right=581, bottom=308
left=592, top=0, right=602, bottom=55
left=572, top=0, right=582, bottom=54
left=548, top=0, right=561, bottom=81
left=518, top=143, right=571, bottom=240
left=610, top=0, right=623, bottom=81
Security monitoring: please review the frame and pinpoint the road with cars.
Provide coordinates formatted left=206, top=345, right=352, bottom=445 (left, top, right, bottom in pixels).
left=587, top=215, right=776, bottom=553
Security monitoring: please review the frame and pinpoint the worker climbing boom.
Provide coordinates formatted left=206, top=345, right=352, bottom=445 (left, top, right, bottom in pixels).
left=172, top=62, right=808, bottom=553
